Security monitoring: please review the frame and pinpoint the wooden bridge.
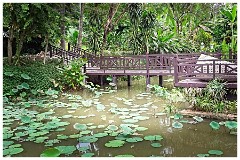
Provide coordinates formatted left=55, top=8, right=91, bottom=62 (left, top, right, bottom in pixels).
left=49, top=45, right=237, bottom=89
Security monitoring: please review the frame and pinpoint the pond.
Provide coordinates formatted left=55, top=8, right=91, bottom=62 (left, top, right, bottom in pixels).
left=3, top=76, right=237, bottom=157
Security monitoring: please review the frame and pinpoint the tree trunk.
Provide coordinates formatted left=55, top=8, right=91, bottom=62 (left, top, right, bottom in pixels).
left=77, top=3, right=84, bottom=51
left=60, top=3, right=66, bottom=50
left=15, top=33, right=24, bottom=65
left=102, top=4, right=119, bottom=54
left=7, top=26, right=14, bottom=64
left=43, top=35, right=49, bottom=64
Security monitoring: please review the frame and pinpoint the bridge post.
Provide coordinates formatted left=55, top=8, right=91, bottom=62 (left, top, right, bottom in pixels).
left=127, top=75, right=131, bottom=86
left=98, top=75, right=103, bottom=86
left=112, top=75, right=117, bottom=89
left=146, top=52, right=150, bottom=89
left=173, top=57, right=179, bottom=86
left=159, top=75, right=163, bottom=86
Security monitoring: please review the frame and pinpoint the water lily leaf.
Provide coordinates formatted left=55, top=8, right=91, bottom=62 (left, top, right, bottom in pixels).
left=79, top=136, right=98, bottom=143
left=133, top=116, right=149, bottom=121
left=122, top=119, right=138, bottom=123
left=210, top=121, right=220, bottom=130
left=96, top=103, right=105, bottom=111
left=135, top=126, right=148, bottom=131
left=144, top=135, right=163, bottom=141
left=193, top=116, right=203, bottom=122
left=20, top=92, right=27, bottom=97
left=126, top=137, right=143, bottom=143
left=55, top=146, right=76, bottom=155
left=17, top=85, right=24, bottom=90
left=3, top=147, right=24, bottom=156
left=97, top=125, right=105, bottom=128
left=45, top=89, right=57, bottom=96
left=3, top=141, right=14, bottom=149
left=21, top=82, right=30, bottom=89
left=172, top=121, right=183, bottom=129
left=151, top=142, right=162, bottom=148
left=82, top=100, right=93, bottom=107
left=81, top=130, right=92, bottom=135
left=62, top=115, right=72, bottom=119
left=174, top=113, right=183, bottom=119
left=107, top=125, right=118, bottom=131
left=24, top=102, right=31, bottom=108
left=57, top=134, right=68, bottom=140
left=21, top=115, right=31, bottom=123
left=21, top=73, right=31, bottom=80
left=225, top=121, right=237, bottom=130
left=12, top=88, right=18, bottom=93
left=4, top=72, right=14, bottom=76
left=93, top=132, right=108, bottom=138
left=115, top=154, right=134, bottom=157
left=197, top=154, right=210, bottom=157
left=73, top=123, right=87, bottom=131
left=35, top=136, right=49, bottom=143
left=81, top=153, right=94, bottom=157
left=105, top=140, right=125, bottom=148
left=208, top=150, right=223, bottom=155
left=3, top=97, right=9, bottom=103
left=40, top=148, right=61, bottom=157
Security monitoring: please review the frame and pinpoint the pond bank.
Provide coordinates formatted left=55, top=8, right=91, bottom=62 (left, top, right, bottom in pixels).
left=179, top=109, right=237, bottom=121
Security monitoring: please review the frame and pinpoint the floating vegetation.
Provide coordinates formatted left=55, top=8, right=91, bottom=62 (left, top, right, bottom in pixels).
left=40, top=148, right=61, bottom=157
left=209, top=121, right=220, bottom=130
left=197, top=154, right=209, bottom=157
left=105, top=140, right=125, bottom=148
left=225, top=121, right=237, bottom=130
left=208, top=150, right=223, bottom=156
left=144, top=135, right=163, bottom=141
left=126, top=137, right=143, bottom=143
left=151, top=142, right=162, bottom=148
left=172, top=121, right=183, bottom=129
left=55, top=146, right=76, bottom=155
left=193, top=116, right=203, bottom=122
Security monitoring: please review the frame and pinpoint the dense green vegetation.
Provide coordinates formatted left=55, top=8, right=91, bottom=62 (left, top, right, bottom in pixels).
left=3, top=3, right=237, bottom=65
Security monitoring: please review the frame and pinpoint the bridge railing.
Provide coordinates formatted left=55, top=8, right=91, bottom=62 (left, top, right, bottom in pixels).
left=174, top=58, right=237, bottom=85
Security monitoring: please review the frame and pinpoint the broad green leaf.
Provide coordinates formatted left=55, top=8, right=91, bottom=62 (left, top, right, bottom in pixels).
left=107, top=125, right=118, bottom=131
left=73, top=123, right=87, bottom=131
left=21, top=82, right=30, bottom=89
left=225, top=121, right=237, bottom=130
left=151, top=142, right=162, bottom=148
left=81, top=153, right=94, bottom=157
left=209, top=121, right=220, bottom=130
left=144, top=135, right=163, bottom=141
left=40, top=148, right=61, bottom=157
left=208, top=150, right=223, bottom=156
left=105, top=140, right=125, bottom=148
left=126, top=137, right=143, bottom=143
left=231, top=5, right=237, bottom=22
left=197, top=154, right=209, bottom=157
left=172, top=121, right=183, bottom=129
left=55, top=146, right=76, bottom=155
left=21, top=73, right=31, bottom=80
left=3, top=147, right=24, bottom=156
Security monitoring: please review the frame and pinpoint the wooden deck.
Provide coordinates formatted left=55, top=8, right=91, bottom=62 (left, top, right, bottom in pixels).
left=49, top=45, right=237, bottom=88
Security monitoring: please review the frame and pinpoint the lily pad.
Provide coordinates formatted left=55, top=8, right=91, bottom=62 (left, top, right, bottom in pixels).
left=55, top=146, right=76, bottom=155
left=151, top=142, right=162, bottom=148
left=81, top=153, right=94, bottom=157
left=197, top=154, right=210, bottom=157
left=174, top=113, right=183, bottom=119
left=21, top=82, right=30, bottom=89
left=93, top=132, right=108, bottom=138
left=21, top=73, right=31, bottom=80
left=79, top=136, right=98, bottom=143
left=122, top=119, right=138, bottom=123
left=21, top=116, right=31, bottom=123
left=73, top=123, right=87, bottom=131
left=210, top=121, right=220, bottom=130
left=144, top=135, right=163, bottom=141
left=82, top=100, right=93, bottom=107
left=105, top=140, right=125, bottom=148
left=115, top=154, right=134, bottom=157
left=135, top=126, right=148, bottom=131
left=3, top=147, right=24, bottom=156
left=40, top=148, right=61, bottom=157
left=96, top=103, right=105, bottom=111
left=193, top=116, right=203, bottom=122
left=172, top=121, right=183, bottom=129
left=126, top=137, right=143, bottom=143
left=107, top=125, right=118, bottom=131
left=208, top=150, right=223, bottom=156
left=4, top=72, right=14, bottom=76
left=17, top=85, right=24, bottom=90
left=225, top=121, right=237, bottom=130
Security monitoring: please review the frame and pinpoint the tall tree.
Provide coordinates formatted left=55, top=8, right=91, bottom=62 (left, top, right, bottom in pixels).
left=77, top=3, right=84, bottom=50
left=60, top=3, right=66, bottom=50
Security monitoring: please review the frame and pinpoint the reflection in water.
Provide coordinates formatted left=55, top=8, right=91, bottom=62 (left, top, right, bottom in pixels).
left=161, top=146, right=174, bottom=156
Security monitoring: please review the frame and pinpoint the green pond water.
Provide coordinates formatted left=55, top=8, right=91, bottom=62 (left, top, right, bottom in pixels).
left=3, top=76, right=237, bottom=157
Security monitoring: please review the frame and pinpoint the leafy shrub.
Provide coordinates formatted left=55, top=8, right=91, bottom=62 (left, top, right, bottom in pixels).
left=57, top=58, right=87, bottom=90
left=3, top=59, right=61, bottom=95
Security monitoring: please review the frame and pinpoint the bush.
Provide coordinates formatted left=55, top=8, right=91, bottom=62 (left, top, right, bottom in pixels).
left=3, top=59, right=61, bottom=95
left=57, top=58, right=87, bottom=90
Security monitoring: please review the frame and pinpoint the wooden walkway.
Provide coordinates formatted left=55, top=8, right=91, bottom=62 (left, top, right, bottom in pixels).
left=49, top=45, right=237, bottom=88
